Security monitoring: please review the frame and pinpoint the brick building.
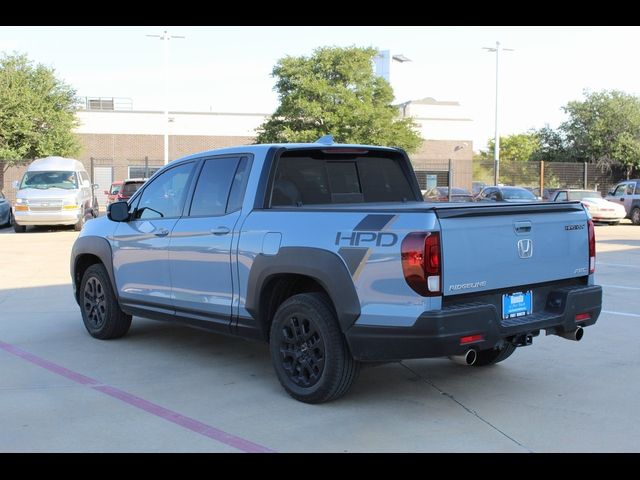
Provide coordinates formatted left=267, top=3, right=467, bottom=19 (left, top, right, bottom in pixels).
left=1, top=97, right=473, bottom=205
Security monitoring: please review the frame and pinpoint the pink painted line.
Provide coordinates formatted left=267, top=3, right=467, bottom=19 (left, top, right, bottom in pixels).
left=92, top=385, right=274, bottom=453
left=0, top=340, right=99, bottom=386
left=0, top=340, right=275, bottom=453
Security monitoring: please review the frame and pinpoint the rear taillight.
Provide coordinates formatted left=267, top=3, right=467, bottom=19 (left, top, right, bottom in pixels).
left=401, top=232, right=442, bottom=296
left=588, top=219, right=596, bottom=273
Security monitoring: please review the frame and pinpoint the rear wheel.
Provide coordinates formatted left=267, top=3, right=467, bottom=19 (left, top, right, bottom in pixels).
left=472, top=343, right=516, bottom=367
left=269, top=292, right=360, bottom=404
left=80, top=263, right=131, bottom=339
left=631, top=207, right=640, bottom=226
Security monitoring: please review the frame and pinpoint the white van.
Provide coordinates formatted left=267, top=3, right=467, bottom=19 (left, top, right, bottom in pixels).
left=12, top=157, right=98, bottom=232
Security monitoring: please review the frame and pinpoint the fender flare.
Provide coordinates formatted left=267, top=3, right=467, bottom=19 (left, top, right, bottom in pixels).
left=71, top=236, right=116, bottom=303
left=245, top=247, right=361, bottom=332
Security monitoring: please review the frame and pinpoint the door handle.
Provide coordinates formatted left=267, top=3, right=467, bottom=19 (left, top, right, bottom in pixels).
left=154, top=228, right=170, bottom=237
left=620, top=198, right=625, bottom=201
left=210, top=226, right=231, bottom=235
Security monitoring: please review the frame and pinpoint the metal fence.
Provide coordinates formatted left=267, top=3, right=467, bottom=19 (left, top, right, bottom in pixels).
left=472, top=160, right=627, bottom=197
left=0, top=157, right=632, bottom=206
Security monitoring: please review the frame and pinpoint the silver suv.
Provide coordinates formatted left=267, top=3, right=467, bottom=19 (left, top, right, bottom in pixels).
left=605, top=180, right=640, bottom=225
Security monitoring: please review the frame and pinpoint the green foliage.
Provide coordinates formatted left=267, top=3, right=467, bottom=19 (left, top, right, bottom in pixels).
left=0, top=53, right=80, bottom=169
left=256, top=46, right=422, bottom=152
left=561, top=89, right=640, bottom=175
left=530, top=125, right=572, bottom=163
left=478, top=132, right=541, bottom=163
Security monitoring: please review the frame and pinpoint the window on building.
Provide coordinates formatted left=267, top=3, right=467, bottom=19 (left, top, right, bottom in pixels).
left=128, top=166, right=163, bottom=179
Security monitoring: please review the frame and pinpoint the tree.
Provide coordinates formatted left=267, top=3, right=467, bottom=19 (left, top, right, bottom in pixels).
left=475, top=132, right=541, bottom=186
left=0, top=53, right=80, bottom=172
left=530, top=125, right=572, bottom=163
left=560, top=89, right=640, bottom=176
left=477, top=132, right=541, bottom=163
left=255, top=46, right=422, bottom=152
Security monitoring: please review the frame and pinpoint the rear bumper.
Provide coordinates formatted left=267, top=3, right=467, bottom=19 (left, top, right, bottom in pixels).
left=345, top=284, right=602, bottom=362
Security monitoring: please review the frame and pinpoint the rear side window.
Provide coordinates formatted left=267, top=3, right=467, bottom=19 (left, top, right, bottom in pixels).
left=189, top=157, right=241, bottom=216
left=270, top=151, right=416, bottom=206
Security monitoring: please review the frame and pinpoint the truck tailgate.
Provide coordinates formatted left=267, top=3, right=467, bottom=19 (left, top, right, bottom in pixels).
left=435, top=202, right=590, bottom=296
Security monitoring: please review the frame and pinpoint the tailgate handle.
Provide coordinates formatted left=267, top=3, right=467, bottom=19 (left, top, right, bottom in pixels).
left=514, top=221, right=532, bottom=234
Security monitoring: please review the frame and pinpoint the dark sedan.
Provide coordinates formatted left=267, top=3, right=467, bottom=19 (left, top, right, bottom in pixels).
left=476, top=186, right=538, bottom=203
left=0, top=191, right=12, bottom=227
left=423, top=187, right=474, bottom=202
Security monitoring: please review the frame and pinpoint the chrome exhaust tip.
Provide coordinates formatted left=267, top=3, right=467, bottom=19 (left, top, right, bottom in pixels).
left=557, top=326, right=584, bottom=342
left=449, top=349, right=477, bottom=366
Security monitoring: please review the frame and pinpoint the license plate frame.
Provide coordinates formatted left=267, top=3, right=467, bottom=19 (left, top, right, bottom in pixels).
left=502, top=290, right=533, bottom=319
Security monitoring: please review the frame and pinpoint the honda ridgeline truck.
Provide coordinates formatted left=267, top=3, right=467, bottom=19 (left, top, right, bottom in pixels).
left=71, top=140, right=602, bottom=403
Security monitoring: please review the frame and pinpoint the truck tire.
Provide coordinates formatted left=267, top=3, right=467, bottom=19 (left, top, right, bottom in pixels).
left=472, top=344, right=516, bottom=367
left=632, top=207, right=640, bottom=226
left=269, top=292, right=360, bottom=404
left=80, top=263, right=131, bottom=339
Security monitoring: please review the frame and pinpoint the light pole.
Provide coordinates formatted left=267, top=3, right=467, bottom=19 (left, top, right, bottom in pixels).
left=483, top=41, right=513, bottom=185
left=448, top=145, right=465, bottom=202
left=147, top=30, right=185, bottom=165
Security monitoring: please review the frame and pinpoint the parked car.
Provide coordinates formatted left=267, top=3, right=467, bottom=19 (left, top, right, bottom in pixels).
left=105, top=179, right=146, bottom=206
left=476, top=186, right=538, bottom=202
left=423, top=187, right=474, bottom=202
left=551, top=189, right=626, bottom=225
left=71, top=140, right=601, bottom=404
left=0, top=190, right=12, bottom=227
left=12, top=157, right=98, bottom=233
left=605, top=180, right=640, bottom=225
left=527, top=187, right=559, bottom=202
left=471, top=181, right=486, bottom=195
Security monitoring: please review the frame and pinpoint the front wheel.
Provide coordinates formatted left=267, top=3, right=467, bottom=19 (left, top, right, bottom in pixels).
left=80, top=263, right=131, bottom=339
left=472, top=343, right=516, bottom=367
left=13, top=221, right=26, bottom=233
left=269, top=292, right=360, bottom=404
left=631, top=207, right=640, bottom=226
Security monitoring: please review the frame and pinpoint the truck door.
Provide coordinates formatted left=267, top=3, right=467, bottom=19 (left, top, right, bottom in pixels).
left=168, top=156, right=250, bottom=325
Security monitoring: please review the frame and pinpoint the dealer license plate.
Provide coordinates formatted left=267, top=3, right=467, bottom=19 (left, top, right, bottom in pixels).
left=502, top=290, right=532, bottom=319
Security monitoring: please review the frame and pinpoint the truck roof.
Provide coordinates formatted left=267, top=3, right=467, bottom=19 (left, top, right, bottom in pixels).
left=171, top=142, right=401, bottom=165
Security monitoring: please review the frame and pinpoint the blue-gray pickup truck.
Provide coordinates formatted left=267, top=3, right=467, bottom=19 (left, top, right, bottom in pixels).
left=71, top=140, right=602, bottom=403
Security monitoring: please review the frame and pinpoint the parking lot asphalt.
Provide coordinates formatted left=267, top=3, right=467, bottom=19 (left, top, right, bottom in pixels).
left=1, top=221, right=639, bottom=452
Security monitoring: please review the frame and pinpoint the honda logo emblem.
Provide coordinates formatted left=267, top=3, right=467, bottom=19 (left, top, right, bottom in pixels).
left=517, top=239, right=533, bottom=258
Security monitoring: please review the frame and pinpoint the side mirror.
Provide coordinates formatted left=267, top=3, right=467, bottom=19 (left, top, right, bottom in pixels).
left=92, top=184, right=100, bottom=190
left=104, top=190, right=110, bottom=195
left=12, top=180, right=19, bottom=189
left=608, top=191, right=613, bottom=195
left=107, top=201, right=130, bottom=222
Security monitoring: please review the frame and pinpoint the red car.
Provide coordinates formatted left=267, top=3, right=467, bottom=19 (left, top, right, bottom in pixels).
left=105, top=179, right=146, bottom=205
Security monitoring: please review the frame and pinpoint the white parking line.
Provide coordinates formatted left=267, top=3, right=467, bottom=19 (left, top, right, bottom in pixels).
left=597, top=262, right=640, bottom=268
left=601, top=284, right=640, bottom=291
left=602, top=310, right=640, bottom=318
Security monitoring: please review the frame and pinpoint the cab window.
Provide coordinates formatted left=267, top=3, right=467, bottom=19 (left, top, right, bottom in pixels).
left=132, top=163, right=194, bottom=220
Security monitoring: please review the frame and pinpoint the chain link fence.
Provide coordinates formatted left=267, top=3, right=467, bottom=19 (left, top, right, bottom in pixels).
left=0, top=156, right=633, bottom=205
left=472, top=160, right=628, bottom=197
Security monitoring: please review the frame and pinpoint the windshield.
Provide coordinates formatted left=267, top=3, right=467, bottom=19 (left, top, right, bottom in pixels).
left=502, top=188, right=536, bottom=200
left=123, top=182, right=144, bottom=195
left=20, top=171, right=78, bottom=190
left=568, top=191, right=602, bottom=201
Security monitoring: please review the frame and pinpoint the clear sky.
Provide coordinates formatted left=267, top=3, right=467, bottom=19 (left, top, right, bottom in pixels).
left=2, top=26, right=639, bottom=151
